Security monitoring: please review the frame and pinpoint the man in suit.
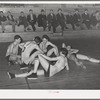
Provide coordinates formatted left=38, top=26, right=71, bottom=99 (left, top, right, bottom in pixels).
left=82, top=9, right=91, bottom=29
left=47, top=9, right=57, bottom=33
left=27, top=9, right=37, bottom=31
left=66, top=12, right=75, bottom=30
left=0, top=11, right=7, bottom=33
left=73, top=9, right=83, bottom=30
left=38, top=9, right=47, bottom=31
left=56, top=8, right=66, bottom=34
left=90, top=11, right=97, bottom=29
left=5, top=11, right=16, bottom=32
left=18, top=11, right=30, bottom=32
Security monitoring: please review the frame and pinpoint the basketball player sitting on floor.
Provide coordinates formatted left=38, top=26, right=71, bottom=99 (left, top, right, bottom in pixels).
left=18, top=36, right=44, bottom=69
left=62, top=43, right=100, bottom=69
left=8, top=48, right=69, bottom=79
left=6, top=35, right=23, bottom=65
left=40, top=35, right=59, bottom=57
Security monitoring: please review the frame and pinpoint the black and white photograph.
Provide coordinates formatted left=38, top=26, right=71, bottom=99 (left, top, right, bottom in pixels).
left=1, top=1, right=100, bottom=91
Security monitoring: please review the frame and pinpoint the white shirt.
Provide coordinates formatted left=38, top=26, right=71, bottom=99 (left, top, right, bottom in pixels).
left=30, top=14, right=33, bottom=20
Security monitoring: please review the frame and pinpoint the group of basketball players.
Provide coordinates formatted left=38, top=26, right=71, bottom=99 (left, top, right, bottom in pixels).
left=6, top=35, right=100, bottom=79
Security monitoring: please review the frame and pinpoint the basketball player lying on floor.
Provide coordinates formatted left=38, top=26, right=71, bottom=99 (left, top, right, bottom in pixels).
left=62, top=43, right=100, bottom=68
left=8, top=48, right=69, bottom=79
left=40, top=35, right=59, bottom=57
left=18, top=36, right=44, bottom=69
left=5, top=35, right=23, bottom=65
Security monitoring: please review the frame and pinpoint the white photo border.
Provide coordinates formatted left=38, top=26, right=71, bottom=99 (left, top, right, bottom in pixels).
left=0, top=1, right=100, bottom=99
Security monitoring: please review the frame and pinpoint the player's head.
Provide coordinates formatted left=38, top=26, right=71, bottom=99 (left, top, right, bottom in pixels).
left=75, top=9, right=79, bottom=13
left=41, top=9, right=45, bottom=14
left=66, top=45, right=71, bottom=50
left=50, top=9, right=53, bottom=13
left=14, top=35, right=23, bottom=44
left=29, top=9, right=33, bottom=14
left=34, top=36, right=42, bottom=45
left=42, top=35, right=50, bottom=43
left=20, top=11, right=24, bottom=16
left=85, top=9, right=88, bottom=13
left=60, top=48, right=68, bottom=57
left=58, top=8, right=62, bottom=13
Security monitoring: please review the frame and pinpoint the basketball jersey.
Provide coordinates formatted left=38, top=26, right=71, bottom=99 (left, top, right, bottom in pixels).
left=21, top=41, right=38, bottom=64
left=6, top=43, right=18, bottom=57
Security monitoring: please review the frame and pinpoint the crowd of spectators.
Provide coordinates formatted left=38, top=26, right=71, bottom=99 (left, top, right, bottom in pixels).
left=0, top=8, right=100, bottom=33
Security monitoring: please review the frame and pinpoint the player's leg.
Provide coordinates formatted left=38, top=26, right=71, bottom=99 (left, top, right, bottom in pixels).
left=70, top=54, right=86, bottom=69
left=8, top=59, right=39, bottom=79
left=47, top=48, right=59, bottom=57
left=38, top=55, right=49, bottom=72
left=76, top=54, right=100, bottom=63
left=27, top=51, right=41, bottom=65
left=76, top=54, right=90, bottom=60
left=88, top=58, right=100, bottom=63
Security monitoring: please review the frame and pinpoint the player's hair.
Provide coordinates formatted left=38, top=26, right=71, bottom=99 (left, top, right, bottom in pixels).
left=41, top=9, right=45, bottom=12
left=34, top=36, right=42, bottom=44
left=85, top=9, right=88, bottom=11
left=58, top=8, right=62, bottom=11
left=60, top=48, right=68, bottom=57
left=14, top=35, right=23, bottom=43
left=42, top=35, right=50, bottom=41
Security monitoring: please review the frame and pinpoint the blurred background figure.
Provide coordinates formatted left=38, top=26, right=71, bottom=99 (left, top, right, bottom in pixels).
left=90, top=11, right=97, bottom=29
left=0, top=11, right=7, bottom=33
left=82, top=9, right=91, bottom=29
left=27, top=9, right=37, bottom=32
left=6, top=11, right=16, bottom=32
left=56, top=8, right=66, bottom=34
left=96, top=10, right=100, bottom=29
left=18, top=11, right=30, bottom=32
left=47, top=9, right=57, bottom=33
left=73, top=9, right=83, bottom=30
left=66, top=11, right=75, bottom=30
left=38, top=9, right=47, bottom=31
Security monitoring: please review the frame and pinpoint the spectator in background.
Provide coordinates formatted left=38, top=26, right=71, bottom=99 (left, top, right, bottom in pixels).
left=18, top=11, right=30, bottom=32
left=90, top=11, right=97, bottom=29
left=82, top=9, right=91, bottom=29
left=38, top=9, right=47, bottom=31
left=0, top=11, right=7, bottom=33
left=56, top=8, right=66, bottom=35
left=5, top=11, right=16, bottom=32
left=95, top=11, right=100, bottom=29
left=47, top=9, right=57, bottom=33
left=66, top=12, right=75, bottom=30
left=27, top=9, right=37, bottom=31
left=73, top=9, right=83, bottom=30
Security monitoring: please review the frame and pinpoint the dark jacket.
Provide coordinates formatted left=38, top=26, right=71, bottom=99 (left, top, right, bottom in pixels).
left=38, top=14, right=47, bottom=27
left=82, top=13, right=90, bottom=23
left=66, top=14, right=74, bottom=24
left=27, top=14, right=37, bottom=24
left=56, top=13, right=66, bottom=27
left=19, top=16, right=27, bottom=23
left=47, top=13, right=56, bottom=23
left=47, top=13, right=57, bottom=27
left=0, top=15, right=6, bottom=22
left=73, top=13, right=81, bottom=23
left=90, top=14, right=97, bottom=26
left=7, top=15, right=14, bottom=21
